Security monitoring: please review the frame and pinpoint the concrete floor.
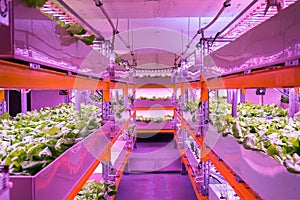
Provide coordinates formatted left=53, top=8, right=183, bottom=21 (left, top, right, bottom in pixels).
left=115, top=134, right=197, bottom=200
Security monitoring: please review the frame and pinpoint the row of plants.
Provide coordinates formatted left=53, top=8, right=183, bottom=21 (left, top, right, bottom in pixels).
left=134, top=74, right=171, bottom=78
left=136, top=96, right=171, bottom=101
left=182, top=99, right=201, bottom=123
left=75, top=179, right=117, bottom=200
left=113, top=104, right=130, bottom=120
left=111, top=95, right=124, bottom=106
left=210, top=98, right=300, bottom=174
left=136, top=115, right=173, bottom=123
left=0, top=104, right=102, bottom=175
left=280, top=95, right=300, bottom=104
left=90, top=94, right=102, bottom=103
left=183, top=99, right=201, bottom=114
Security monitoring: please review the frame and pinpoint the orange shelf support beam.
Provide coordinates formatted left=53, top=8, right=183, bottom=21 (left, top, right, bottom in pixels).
left=207, top=65, right=300, bottom=89
left=136, top=129, right=175, bottom=133
left=0, top=60, right=108, bottom=90
left=110, top=82, right=125, bottom=89
left=134, top=106, right=177, bottom=111
left=136, top=84, right=174, bottom=89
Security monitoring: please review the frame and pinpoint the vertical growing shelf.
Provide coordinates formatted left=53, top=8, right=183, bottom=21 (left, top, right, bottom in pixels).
left=134, top=83, right=176, bottom=134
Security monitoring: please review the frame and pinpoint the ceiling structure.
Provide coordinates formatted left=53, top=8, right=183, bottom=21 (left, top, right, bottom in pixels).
left=56, top=0, right=288, bottom=68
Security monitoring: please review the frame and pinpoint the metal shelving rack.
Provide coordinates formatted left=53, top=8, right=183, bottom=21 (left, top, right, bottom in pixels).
left=1, top=0, right=300, bottom=199
left=172, top=2, right=300, bottom=199
left=0, top=59, right=135, bottom=200
left=132, top=80, right=177, bottom=134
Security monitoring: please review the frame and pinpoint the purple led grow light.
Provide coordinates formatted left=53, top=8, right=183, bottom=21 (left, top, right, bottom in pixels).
left=211, top=0, right=298, bottom=51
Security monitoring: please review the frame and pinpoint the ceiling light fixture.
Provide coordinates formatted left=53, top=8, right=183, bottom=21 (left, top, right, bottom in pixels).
left=211, top=0, right=298, bottom=51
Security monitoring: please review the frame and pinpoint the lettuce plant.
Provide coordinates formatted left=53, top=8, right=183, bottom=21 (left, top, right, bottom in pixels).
left=75, top=179, right=117, bottom=200
left=209, top=98, right=300, bottom=174
left=0, top=104, right=102, bottom=175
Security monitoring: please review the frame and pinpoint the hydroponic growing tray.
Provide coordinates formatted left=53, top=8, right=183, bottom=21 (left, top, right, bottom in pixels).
left=134, top=99, right=173, bottom=107
left=133, top=77, right=172, bottom=85
left=205, top=126, right=300, bottom=200
left=135, top=121, right=173, bottom=130
left=10, top=123, right=111, bottom=200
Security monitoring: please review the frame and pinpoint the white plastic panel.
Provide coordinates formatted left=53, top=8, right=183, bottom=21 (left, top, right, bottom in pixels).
left=207, top=1, right=300, bottom=74
left=206, top=126, right=300, bottom=200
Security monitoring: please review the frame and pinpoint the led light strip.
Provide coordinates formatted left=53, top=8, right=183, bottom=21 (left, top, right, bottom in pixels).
left=211, top=0, right=298, bottom=51
left=225, top=0, right=298, bottom=39
left=40, top=1, right=103, bottom=52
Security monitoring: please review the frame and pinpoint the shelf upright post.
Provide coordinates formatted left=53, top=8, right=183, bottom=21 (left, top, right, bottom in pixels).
left=20, top=89, right=27, bottom=114
left=199, top=76, right=209, bottom=136
left=198, top=74, right=210, bottom=197
left=132, top=85, right=136, bottom=123
left=75, top=90, right=82, bottom=112
left=227, top=90, right=232, bottom=104
left=124, top=84, right=129, bottom=106
left=180, top=120, right=188, bottom=175
left=102, top=79, right=111, bottom=122
left=199, top=159, right=210, bottom=197
left=0, top=90, right=6, bottom=115
left=214, top=89, right=218, bottom=99
left=180, top=81, right=185, bottom=116
left=288, top=88, right=297, bottom=118
left=240, top=70, right=250, bottom=104
left=172, top=84, right=177, bottom=132
left=172, top=83, right=176, bottom=106
left=102, top=78, right=114, bottom=185
left=240, top=89, right=246, bottom=104
left=102, top=145, right=112, bottom=184
left=115, top=90, right=119, bottom=104
left=232, top=89, right=238, bottom=117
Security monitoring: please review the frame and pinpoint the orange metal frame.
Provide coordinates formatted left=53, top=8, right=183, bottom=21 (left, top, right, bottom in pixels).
left=134, top=106, right=177, bottom=111
left=208, top=151, right=261, bottom=200
left=5, top=57, right=293, bottom=199
left=65, top=143, right=107, bottom=200
left=0, top=60, right=108, bottom=90
left=136, top=129, right=175, bottom=133
left=207, top=65, right=300, bottom=89
left=0, top=90, right=5, bottom=102
left=111, top=151, right=130, bottom=200
left=136, top=84, right=175, bottom=89
left=173, top=133, right=203, bottom=200
left=182, top=119, right=261, bottom=200
left=175, top=82, right=201, bottom=89
left=66, top=111, right=136, bottom=199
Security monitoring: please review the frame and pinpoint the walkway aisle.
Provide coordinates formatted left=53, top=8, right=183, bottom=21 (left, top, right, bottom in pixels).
left=115, top=134, right=197, bottom=200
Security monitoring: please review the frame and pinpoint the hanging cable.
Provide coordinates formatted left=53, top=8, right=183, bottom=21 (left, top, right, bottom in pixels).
left=93, top=0, right=131, bottom=50
left=93, top=0, right=136, bottom=66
